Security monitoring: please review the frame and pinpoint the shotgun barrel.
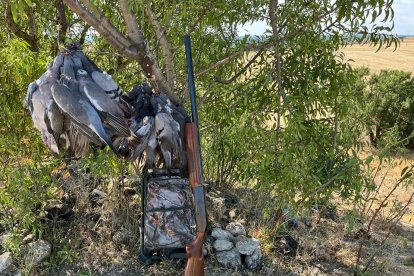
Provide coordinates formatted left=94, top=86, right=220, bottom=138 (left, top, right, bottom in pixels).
left=184, top=34, right=207, bottom=276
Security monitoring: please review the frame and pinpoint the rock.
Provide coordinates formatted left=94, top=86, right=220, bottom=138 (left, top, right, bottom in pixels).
left=275, top=233, right=298, bottom=256
left=213, top=239, right=234, bottom=251
left=216, top=248, right=242, bottom=269
left=22, top=234, right=35, bottom=244
left=0, top=252, right=13, bottom=273
left=90, top=189, right=107, bottom=207
left=236, top=238, right=259, bottom=255
left=245, top=248, right=262, bottom=269
left=231, top=234, right=247, bottom=244
left=91, top=189, right=107, bottom=198
left=207, top=195, right=227, bottom=218
left=226, top=222, right=246, bottom=236
left=229, top=209, right=237, bottom=219
left=25, top=240, right=51, bottom=267
left=123, top=187, right=138, bottom=196
left=43, top=200, right=74, bottom=221
left=211, top=228, right=233, bottom=240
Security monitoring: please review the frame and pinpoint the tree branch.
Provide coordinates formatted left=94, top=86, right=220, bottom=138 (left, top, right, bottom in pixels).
left=118, top=0, right=144, bottom=45
left=269, top=0, right=285, bottom=131
left=79, top=24, right=90, bottom=45
left=146, top=2, right=175, bottom=88
left=196, top=42, right=271, bottom=77
left=81, top=0, right=131, bottom=47
left=63, top=0, right=131, bottom=54
left=63, top=0, right=178, bottom=104
left=213, top=49, right=263, bottom=84
left=56, top=0, right=68, bottom=44
left=2, top=0, right=39, bottom=52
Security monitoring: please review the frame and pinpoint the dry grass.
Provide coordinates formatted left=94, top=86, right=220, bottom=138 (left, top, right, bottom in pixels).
left=358, top=149, right=414, bottom=224
left=342, top=37, right=414, bottom=75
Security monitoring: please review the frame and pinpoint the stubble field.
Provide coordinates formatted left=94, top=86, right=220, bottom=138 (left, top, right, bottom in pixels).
left=342, top=37, right=414, bottom=75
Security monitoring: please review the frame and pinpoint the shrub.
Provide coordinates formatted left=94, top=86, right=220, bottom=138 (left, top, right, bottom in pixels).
left=365, top=70, right=414, bottom=148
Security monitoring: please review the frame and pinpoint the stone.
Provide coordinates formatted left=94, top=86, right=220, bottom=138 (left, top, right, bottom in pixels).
left=0, top=233, right=12, bottom=246
left=213, top=239, right=234, bottom=251
left=91, top=189, right=107, bottom=198
left=207, top=195, right=227, bottom=218
left=25, top=240, right=51, bottom=267
left=123, top=187, right=138, bottom=196
left=22, top=234, right=35, bottom=244
left=231, top=234, right=247, bottom=244
left=275, top=233, right=298, bottom=256
left=211, top=228, right=233, bottom=240
left=236, top=238, right=260, bottom=255
left=245, top=248, right=262, bottom=270
left=229, top=209, right=237, bottom=219
left=226, top=222, right=246, bottom=236
left=216, top=248, right=242, bottom=269
left=0, top=252, right=13, bottom=273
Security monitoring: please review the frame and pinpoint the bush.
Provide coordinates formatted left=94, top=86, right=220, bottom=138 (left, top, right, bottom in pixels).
left=365, top=70, right=414, bottom=148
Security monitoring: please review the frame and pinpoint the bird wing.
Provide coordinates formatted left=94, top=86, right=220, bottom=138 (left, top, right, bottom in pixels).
left=51, top=83, right=118, bottom=155
left=91, top=71, right=118, bottom=91
left=24, top=81, right=38, bottom=113
left=45, top=99, right=65, bottom=143
left=82, top=82, right=130, bottom=137
left=155, top=113, right=180, bottom=169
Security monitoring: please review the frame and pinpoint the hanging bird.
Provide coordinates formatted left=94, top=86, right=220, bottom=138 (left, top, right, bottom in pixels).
left=150, top=92, right=188, bottom=172
left=24, top=54, right=63, bottom=155
left=44, top=99, right=65, bottom=147
left=129, top=83, right=155, bottom=134
left=154, top=112, right=180, bottom=173
left=51, top=82, right=119, bottom=155
left=91, top=70, right=133, bottom=115
left=76, top=69, right=131, bottom=138
left=72, top=49, right=101, bottom=75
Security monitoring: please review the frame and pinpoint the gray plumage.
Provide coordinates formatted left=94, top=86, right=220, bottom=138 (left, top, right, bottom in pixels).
left=129, top=116, right=155, bottom=162
left=72, top=51, right=100, bottom=75
left=91, top=70, right=133, bottom=115
left=91, top=71, right=118, bottom=91
left=23, top=81, right=38, bottom=113
left=76, top=69, right=130, bottom=137
left=44, top=99, right=65, bottom=145
left=26, top=64, right=61, bottom=154
left=51, top=82, right=118, bottom=155
left=155, top=112, right=180, bottom=171
left=61, top=56, right=78, bottom=92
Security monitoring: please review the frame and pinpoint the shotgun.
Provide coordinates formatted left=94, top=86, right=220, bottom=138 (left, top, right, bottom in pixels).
left=184, top=34, right=207, bottom=276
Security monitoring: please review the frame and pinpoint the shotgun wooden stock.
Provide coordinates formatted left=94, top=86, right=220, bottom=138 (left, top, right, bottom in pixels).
left=184, top=122, right=206, bottom=276
left=184, top=231, right=205, bottom=276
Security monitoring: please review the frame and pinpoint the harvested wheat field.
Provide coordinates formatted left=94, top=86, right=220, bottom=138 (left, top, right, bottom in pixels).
left=342, top=37, right=414, bottom=74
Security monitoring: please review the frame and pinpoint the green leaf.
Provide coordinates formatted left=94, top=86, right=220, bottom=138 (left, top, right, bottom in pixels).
left=401, top=166, right=410, bottom=177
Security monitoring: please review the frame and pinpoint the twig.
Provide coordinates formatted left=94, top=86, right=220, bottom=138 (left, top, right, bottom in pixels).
left=146, top=2, right=175, bottom=88
left=2, top=0, right=39, bottom=52
left=56, top=0, right=68, bottom=44
left=213, top=49, right=263, bottom=84
left=63, top=0, right=178, bottom=104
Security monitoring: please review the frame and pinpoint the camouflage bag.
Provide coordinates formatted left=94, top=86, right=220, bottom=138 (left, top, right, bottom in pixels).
left=141, top=170, right=196, bottom=257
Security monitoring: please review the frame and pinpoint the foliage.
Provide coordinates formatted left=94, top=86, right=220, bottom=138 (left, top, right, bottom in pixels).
left=0, top=38, right=57, bottom=246
left=364, top=70, right=414, bottom=148
left=0, top=0, right=408, bottom=271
